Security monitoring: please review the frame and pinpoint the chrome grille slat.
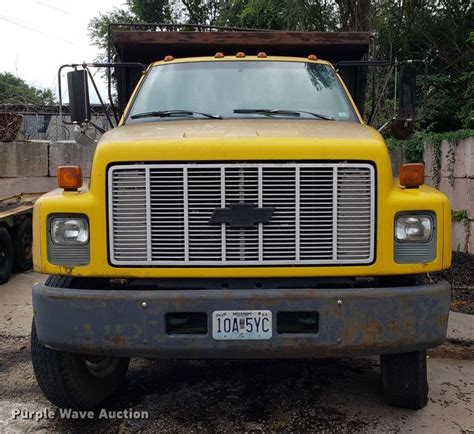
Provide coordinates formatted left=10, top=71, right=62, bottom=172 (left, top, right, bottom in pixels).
left=109, top=163, right=375, bottom=266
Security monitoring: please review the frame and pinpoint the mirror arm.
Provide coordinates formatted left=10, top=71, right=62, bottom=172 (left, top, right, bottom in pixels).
left=368, top=64, right=395, bottom=125
left=334, top=60, right=391, bottom=126
left=89, top=121, right=106, bottom=134
left=57, top=64, right=72, bottom=128
left=84, top=67, right=115, bottom=129
left=393, top=59, right=398, bottom=114
left=58, top=62, right=145, bottom=129
left=106, top=24, right=117, bottom=124
left=377, top=119, right=391, bottom=133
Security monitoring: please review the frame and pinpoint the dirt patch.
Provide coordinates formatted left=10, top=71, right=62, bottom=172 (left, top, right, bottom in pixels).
left=2, top=336, right=474, bottom=432
left=428, top=339, right=474, bottom=360
left=423, top=252, right=474, bottom=315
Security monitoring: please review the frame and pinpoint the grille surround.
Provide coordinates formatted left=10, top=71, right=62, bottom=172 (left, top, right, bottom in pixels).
left=108, top=162, right=376, bottom=266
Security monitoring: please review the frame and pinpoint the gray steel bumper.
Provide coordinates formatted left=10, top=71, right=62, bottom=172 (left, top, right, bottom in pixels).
left=32, top=280, right=451, bottom=358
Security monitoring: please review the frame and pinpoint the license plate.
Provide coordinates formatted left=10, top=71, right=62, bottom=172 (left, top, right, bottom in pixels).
left=212, top=310, right=272, bottom=340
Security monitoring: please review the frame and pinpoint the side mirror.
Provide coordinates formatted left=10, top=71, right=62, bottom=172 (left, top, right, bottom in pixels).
left=67, top=70, right=91, bottom=124
left=398, top=64, right=416, bottom=120
left=391, top=64, right=416, bottom=140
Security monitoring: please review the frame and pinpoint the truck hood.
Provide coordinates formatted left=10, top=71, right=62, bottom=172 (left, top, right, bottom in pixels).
left=102, top=119, right=377, bottom=142
left=92, top=119, right=391, bottom=183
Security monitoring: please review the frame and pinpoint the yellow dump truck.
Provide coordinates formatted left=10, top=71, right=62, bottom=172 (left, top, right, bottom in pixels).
left=31, top=27, right=451, bottom=410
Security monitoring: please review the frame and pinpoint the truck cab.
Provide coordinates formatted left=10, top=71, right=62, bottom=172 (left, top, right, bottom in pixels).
left=31, top=29, right=451, bottom=411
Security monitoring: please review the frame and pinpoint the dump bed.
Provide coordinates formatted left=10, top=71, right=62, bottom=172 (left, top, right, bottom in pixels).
left=111, top=29, right=371, bottom=116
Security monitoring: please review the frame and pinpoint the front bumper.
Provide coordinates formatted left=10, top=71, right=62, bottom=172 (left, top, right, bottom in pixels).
left=32, top=280, right=451, bottom=358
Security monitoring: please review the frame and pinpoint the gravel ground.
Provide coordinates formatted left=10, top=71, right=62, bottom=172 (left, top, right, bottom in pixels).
left=1, top=335, right=473, bottom=433
left=0, top=272, right=473, bottom=433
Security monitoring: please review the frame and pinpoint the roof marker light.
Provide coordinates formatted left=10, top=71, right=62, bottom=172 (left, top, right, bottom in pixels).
left=164, top=55, right=174, bottom=62
left=308, top=54, right=318, bottom=60
left=214, top=52, right=225, bottom=58
left=236, top=52, right=246, bottom=58
left=257, top=52, right=267, bottom=58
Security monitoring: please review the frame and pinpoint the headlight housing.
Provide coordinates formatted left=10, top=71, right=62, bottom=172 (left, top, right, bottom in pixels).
left=395, top=215, right=433, bottom=242
left=50, top=218, right=89, bottom=245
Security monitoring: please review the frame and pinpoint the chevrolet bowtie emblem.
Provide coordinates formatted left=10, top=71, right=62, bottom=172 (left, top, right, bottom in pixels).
left=209, top=203, right=275, bottom=228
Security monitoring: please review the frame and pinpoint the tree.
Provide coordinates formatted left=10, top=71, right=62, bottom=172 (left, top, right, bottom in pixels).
left=217, top=0, right=337, bottom=30
left=88, top=7, right=137, bottom=62
left=459, top=32, right=474, bottom=129
left=372, top=0, right=474, bottom=132
left=88, top=0, right=473, bottom=132
left=0, top=72, right=55, bottom=106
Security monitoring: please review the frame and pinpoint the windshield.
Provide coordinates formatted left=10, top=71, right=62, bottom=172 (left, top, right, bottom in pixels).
left=126, top=61, right=358, bottom=123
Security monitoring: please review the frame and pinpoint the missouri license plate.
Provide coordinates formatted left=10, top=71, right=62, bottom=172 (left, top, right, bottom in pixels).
left=212, top=310, right=272, bottom=340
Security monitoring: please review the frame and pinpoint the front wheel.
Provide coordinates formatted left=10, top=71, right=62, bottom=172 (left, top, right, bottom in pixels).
left=381, top=350, right=428, bottom=410
left=31, top=320, right=130, bottom=409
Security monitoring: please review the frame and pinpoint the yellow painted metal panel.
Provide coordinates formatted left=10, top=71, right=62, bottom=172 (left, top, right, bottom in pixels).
left=33, top=130, right=451, bottom=278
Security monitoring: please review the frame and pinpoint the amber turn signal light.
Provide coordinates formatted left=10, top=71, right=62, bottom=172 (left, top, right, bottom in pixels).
left=57, top=166, right=83, bottom=190
left=399, top=163, right=424, bottom=188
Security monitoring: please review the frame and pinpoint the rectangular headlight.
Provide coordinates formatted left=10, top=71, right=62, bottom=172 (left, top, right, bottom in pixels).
left=394, top=212, right=436, bottom=264
left=395, top=215, right=433, bottom=242
left=50, top=218, right=89, bottom=245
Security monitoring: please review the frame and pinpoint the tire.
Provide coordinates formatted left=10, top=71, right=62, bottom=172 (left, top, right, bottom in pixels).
left=0, top=226, right=13, bottom=284
left=12, top=217, right=33, bottom=272
left=31, top=276, right=130, bottom=409
left=381, top=350, right=428, bottom=410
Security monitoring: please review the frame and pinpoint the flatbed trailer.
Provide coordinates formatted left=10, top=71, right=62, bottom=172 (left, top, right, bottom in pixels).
left=0, top=193, right=43, bottom=284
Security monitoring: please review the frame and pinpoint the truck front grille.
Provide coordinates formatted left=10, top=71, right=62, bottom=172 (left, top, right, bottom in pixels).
left=108, top=163, right=375, bottom=266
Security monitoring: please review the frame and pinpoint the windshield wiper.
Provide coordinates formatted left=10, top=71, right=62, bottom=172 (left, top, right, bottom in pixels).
left=233, top=109, right=334, bottom=120
left=131, top=110, right=223, bottom=120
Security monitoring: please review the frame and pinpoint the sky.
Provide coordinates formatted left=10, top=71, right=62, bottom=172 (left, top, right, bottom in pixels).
left=0, top=0, right=127, bottom=101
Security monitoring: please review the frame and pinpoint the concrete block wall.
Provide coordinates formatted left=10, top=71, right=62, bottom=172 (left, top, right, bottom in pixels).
left=424, top=137, right=474, bottom=253
left=48, top=141, right=96, bottom=177
left=0, top=141, right=50, bottom=177
left=0, top=140, right=96, bottom=197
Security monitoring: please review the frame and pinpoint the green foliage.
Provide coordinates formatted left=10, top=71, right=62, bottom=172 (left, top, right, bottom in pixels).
left=217, top=0, right=337, bottom=30
left=87, top=0, right=474, bottom=134
left=425, top=130, right=474, bottom=187
left=452, top=209, right=470, bottom=225
left=390, top=129, right=474, bottom=188
left=374, top=0, right=473, bottom=133
left=0, top=72, right=55, bottom=106
left=452, top=209, right=471, bottom=252
left=459, top=32, right=474, bottom=129
left=88, top=7, right=137, bottom=62
left=128, top=0, right=174, bottom=23
left=387, top=131, right=427, bottom=163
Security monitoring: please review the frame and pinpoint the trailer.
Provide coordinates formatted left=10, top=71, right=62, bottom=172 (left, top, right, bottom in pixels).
left=0, top=193, right=42, bottom=284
